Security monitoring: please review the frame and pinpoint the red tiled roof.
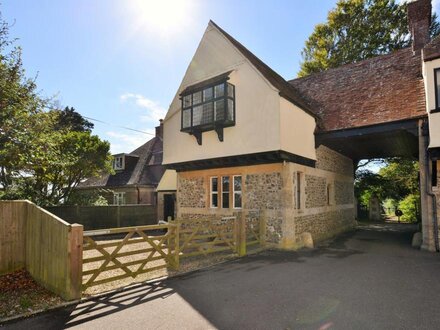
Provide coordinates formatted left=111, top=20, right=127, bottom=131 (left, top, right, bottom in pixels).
left=289, top=47, right=426, bottom=132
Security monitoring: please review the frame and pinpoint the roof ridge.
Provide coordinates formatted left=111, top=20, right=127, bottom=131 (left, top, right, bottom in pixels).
left=289, top=47, right=412, bottom=83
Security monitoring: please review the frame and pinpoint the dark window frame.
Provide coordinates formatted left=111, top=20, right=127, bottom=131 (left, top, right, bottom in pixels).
left=434, top=68, right=440, bottom=110
left=180, top=80, right=236, bottom=133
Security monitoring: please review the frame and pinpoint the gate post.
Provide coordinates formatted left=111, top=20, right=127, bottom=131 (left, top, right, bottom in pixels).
left=173, top=223, right=180, bottom=270
left=236, top=212, right=246, bottom=257
left=68, top=224, right=83, bottom=300
left=260, top=210, right=267, bottom=248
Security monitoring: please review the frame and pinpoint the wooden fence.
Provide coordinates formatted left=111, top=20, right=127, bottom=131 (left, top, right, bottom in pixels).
left=0, top=201, right=27, bottom=274
left=45, top=204, right=157, bottom=230
left=82, top=224, right=178, bottom=290
left=0, top=201, right=83, bottom=300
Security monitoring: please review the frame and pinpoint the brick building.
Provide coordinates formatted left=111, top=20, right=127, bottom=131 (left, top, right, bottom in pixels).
left=163, top=0, right=440, bottom=251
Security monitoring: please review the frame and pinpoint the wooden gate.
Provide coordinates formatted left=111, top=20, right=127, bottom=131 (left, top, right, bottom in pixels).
left=82, top=223, right=178, bottom=290
left=174, top=217, right=238, bottom=257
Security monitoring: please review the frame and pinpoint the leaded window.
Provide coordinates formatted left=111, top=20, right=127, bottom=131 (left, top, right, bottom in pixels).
left=181, top=81, right=235, bottom=132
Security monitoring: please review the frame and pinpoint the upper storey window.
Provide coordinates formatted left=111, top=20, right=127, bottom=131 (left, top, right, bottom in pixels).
left=113, top=155, right=124, bottom=170
left=181, top=77, right=235, bottom=145
left=435, top=68, right=440, bottom=110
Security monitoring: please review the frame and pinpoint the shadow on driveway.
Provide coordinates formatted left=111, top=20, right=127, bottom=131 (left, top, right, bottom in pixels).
left=4, top=223, right=440, bottom=330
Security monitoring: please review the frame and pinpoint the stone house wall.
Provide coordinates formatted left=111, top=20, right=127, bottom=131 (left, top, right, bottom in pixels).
left=175, top=146, right=356, bottom=249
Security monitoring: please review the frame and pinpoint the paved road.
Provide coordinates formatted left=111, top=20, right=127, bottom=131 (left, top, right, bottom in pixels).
left=3, top=223, right=440, bottom=330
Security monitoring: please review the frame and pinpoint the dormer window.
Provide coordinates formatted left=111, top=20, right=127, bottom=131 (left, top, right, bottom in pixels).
left=181, top=75, right=235, bottom=145
left=113, top=155, right=125, bottom=170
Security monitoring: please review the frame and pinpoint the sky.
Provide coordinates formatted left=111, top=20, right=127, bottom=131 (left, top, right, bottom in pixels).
left=2, top=0, right=440, bottom=155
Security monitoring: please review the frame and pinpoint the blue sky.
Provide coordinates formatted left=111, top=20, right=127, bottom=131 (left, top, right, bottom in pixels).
left=3, top=0, right=439, bottom=154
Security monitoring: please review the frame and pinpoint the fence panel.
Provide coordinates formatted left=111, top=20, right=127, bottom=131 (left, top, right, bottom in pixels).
left=0, top=201, right=27, bottom=274
left=45, top=205, right=157, bottom=230
left=82, top=224, right=178, bottom=290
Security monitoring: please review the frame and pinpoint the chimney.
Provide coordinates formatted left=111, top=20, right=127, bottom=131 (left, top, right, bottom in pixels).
left=408, top=0, right=432, bottom=52
left=155, top=119, right=163, bottom=138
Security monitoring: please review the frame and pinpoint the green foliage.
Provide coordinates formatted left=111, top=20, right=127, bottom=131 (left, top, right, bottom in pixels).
left=298, top=0, right=440, bottom=77
left=355, top=158, right=420, bottom=220
left=398, top=194, right=420, bottom=222
left=382, top=198, right=397, bottom=214
left=66, top=190, right=110, bottom=206
left=0, top=12, right=112, bottom=206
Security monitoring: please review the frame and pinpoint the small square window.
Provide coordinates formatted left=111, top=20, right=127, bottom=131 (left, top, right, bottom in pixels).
left=214, top=84, right=224, bottom=98
left=113, top=192, right=125, bottom=205
left=203, top=87, right=213, bottom=101
left=183, top=94, right=192, bottom=108
left=215, top=99, right=225, bottom=121
left=113, top=156, right=124, bottom=170
left=182, top=109, right=191, bottom=128
left=193, top=91, right=202, bottom=105
left=192, top=105, right=203, bottom=126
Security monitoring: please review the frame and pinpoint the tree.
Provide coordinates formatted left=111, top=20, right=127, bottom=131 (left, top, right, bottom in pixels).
left=354, top=158, right=420, bottom=221
left=0, top=11, right=113, bottom=206
left=55, top=106, right=94, bottom=132
left=298, top=0, right=440, bottom=77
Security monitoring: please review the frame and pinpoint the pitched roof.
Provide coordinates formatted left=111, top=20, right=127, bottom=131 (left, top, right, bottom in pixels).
left=77, top=136, right=165, bottom=188
left=423, top=34, right=440, bottom=61
left=289, top=47, right=426, bottom=132
left=209, top=20, right=318, bottom=119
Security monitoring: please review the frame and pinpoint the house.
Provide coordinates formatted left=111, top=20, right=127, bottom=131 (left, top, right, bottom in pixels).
left=76, top=121, right=165, bottom=206
left=163, top=0, right=440, bottom=251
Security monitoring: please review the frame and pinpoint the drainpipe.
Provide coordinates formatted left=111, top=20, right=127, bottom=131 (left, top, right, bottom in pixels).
left=421, top=119, right=439, bottom=252
left=425, top=149, right=439, bottom=252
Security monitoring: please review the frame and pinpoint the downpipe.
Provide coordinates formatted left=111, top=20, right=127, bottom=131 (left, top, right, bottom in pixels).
left=425, top=148, right=439, bottom=252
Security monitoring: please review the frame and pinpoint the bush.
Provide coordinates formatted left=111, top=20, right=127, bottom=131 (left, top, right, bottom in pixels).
left=398, top=194, right=420, bottom=223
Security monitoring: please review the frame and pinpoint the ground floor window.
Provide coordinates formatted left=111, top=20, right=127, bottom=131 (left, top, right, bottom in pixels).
left=113, top=192, right=126, bottom=205
left=295, top=172, right=303, bottom=210
left=210, top=177, right=219, bottom=208
left=209, top=174, right=242, bottom=209
left=233, top=175, right=242, bottom=209
left=222, top=176, right=230, bottom=208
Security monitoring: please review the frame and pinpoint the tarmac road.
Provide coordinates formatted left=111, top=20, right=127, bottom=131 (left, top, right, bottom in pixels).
left=3, top=222, right=440, bottom=330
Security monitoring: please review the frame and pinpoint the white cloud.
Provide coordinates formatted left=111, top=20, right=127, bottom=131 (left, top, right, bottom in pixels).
left=120, top=93, right=167, bottom=123
left=106, top=130, right=153, bottom=154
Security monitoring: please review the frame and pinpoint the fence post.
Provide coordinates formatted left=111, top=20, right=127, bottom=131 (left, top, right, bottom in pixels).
left=173, top=223, right=180, bottom=270
left=68, top=224, right=83, bottom=300
left=260, top=209, right=267, bottom=248
left=116, top=206, right=121, bottom=227
left=237, top=212, right=246, bottom=257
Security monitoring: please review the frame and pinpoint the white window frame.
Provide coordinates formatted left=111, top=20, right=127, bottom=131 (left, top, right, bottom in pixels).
left=221, top=176, right=230, bottom=209
left=113, top=192, right=125, bottom=205
left=113, top=155, right=125, bottom=170
left=210, top=177, right=219, bottom=208
left=233, top=175, right=242, bottom=209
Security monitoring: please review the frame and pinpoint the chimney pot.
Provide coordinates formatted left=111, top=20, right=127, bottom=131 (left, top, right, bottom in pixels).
left=408, top=0, right=432, bottom=52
